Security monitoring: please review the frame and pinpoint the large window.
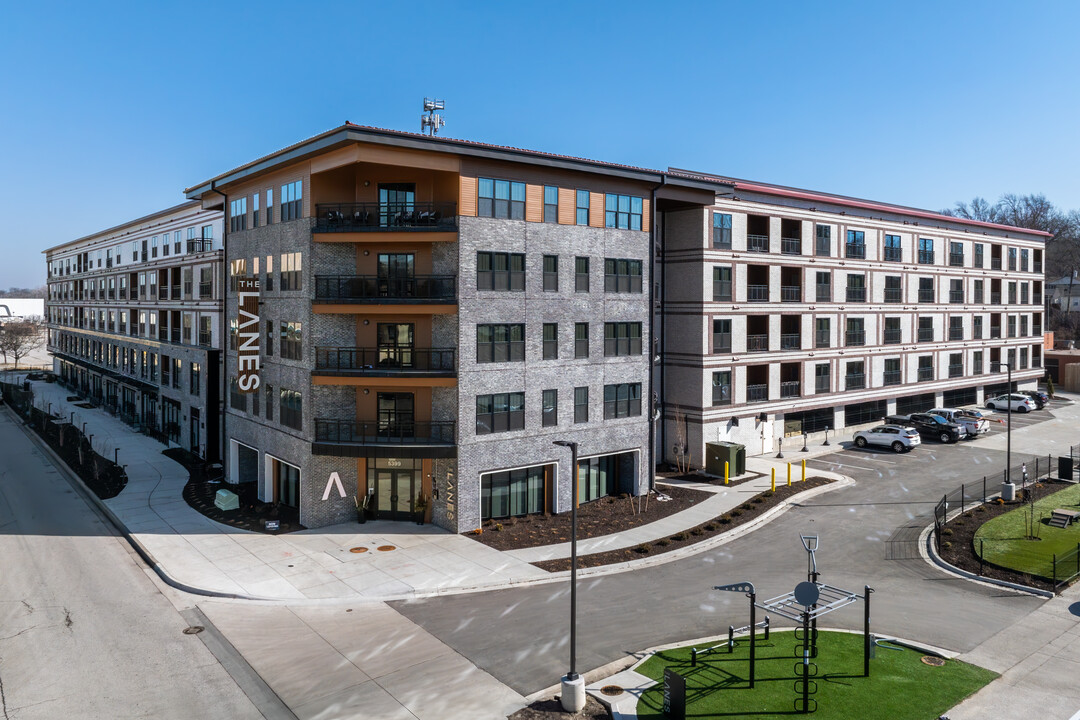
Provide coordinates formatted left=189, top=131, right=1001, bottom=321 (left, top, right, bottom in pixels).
left=280, top=252, right=302, bottom=291
left=576, top=189, right=590, bottom=225
left=477, top=324, right=524, bottom=363
left=846, top=274, right=866, bottom=302
left=478, top=178, right=525, bottom=219
left=816, top=271, right=831, bottom=302
left=918, top=316, right=934, bottom=342
left=481, top=466, right=545, bottom=520
left=578, top=455, right=618, bottom=503
left=605, top=322, right=642, bottom=356
left=280, top=321, right=302, bottom=360
left=884, top=234, right=902, bottom=262
left=542, top=389, right=558, bottom=427
left=575, top=322, right=589, bottom=359
left=604, top=258, right=643, bottom=293
left=543, top=186, right=558, bottom=223
left=477, top=252, right=525, bottom=291
left=543, top=323, right=558, bottom=360
left=229, top=197, right=247, bottom=232
left=604, top=383, right=642, bottom=419
left=543, top=255, right=559, bottom=292
left=713, top=213, right=732, bottom=249
left=974, top=243, right=984, bottom=268
left=713, top=318, right=732, bottom=353
left=229, top=377, right=245, bottom=411
left=280, top=388, right=303, bottom=430
left=713, top=266, right=732, bottom=301
left=575, top=257, right=590, bottom=292
left=280, top=181, right=302, bottom=221
left=815, top=225, right=831, bottom=256
left=712, top=371, right=731, bottom=406
left=190, top=362, right=201, bottom=396
left=605, top=194, right=643, bottom=230
left=918, top=237, right=935, bottom=264
left=574, top=386, right=589, bottom=423
left=845, top=230, right=865, bottom=259
left=476, top=392, right=525, bottom=434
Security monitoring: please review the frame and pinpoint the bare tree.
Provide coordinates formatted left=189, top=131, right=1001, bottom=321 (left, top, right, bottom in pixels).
left=0, top=316, right=45, bottom=369
left=671, top=403, right=689, bottom=474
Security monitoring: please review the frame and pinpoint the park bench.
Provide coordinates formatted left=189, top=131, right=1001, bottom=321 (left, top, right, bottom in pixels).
left=1049, top=509, right=1080, bottom=529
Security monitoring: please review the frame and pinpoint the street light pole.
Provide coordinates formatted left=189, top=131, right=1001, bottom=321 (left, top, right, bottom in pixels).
left=994, top=361, right=1013, bottom=486
left=552, top=439, right=583, bottom=712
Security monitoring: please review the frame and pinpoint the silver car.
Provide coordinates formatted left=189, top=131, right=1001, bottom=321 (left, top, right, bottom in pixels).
left=853, top=424, right=922, bottom=453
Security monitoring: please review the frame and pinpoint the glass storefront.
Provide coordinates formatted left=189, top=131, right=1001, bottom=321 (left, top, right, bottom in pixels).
left=481, top=465, right=546, bottom=520
left=367, top=458, right=420, bottom=521
left=578, top=455, right=619, bottom=504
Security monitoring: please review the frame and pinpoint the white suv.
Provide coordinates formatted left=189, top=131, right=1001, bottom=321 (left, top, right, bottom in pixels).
left=986, top=394, right=1035, bottom=413
left=853, top=424, right=922, bottom=453
left=929, top=408, right=990, bottom=437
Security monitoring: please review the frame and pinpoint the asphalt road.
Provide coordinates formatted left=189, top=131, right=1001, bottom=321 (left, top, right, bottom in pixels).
left=0, top=408, right=264, bottom=720
left=392, top=436, right=1049, bottom=695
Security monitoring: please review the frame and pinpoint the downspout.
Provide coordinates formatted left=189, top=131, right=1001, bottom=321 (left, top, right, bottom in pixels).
left=649, top=177, right=667, bottom=492
left=210, top=181, right=228, bottom=471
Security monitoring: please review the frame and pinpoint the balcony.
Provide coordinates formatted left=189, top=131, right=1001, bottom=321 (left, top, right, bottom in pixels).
left=747, top=234, right=769, bottom=252
left=883, top=247, right=902, bottom=262
left=918, top=328, right=934, bottom=342
left=948, top=364, right=963, bottom=378
left=746, top=384, right=768, bottom=402
left=815, top=331, right=830, bottom=348
left=991, top=292, right=1001, bottom=305
left=990, top=325, right=1001, bottom=339
left=747, top=285, right=768, bottom=302
left=845, top=373, right=865, bottom=390
left=918, top=289, right=934, bottom=303
left=314, top=419, right=456, bottom=451
left=918, top=367, right=934, bottom=382
left=187, top=239, right=215, bottom=253
left=781, top=238, right=801, bottom=255
left=991, top=258, right=1002, bottom=270
left=949, top=291, right=964, bottom=304
left=883, top=328, right=901, bottom=344
left=314, top=347, right=457, bottom=377
left=816, top=284, right=831, bottom=302
left=815, top=376, right=830, bottom=393
left=883, top=370, right=902, bottom=386
left=780, top=381, right=801, bottom=398
left=884, top=287, right=902, bottom=303
left=1034, top=260, right=1043, bottom=273
left=845, top=331, right=865, bottom=346
left=918, top=250, right=935, bottom=264
left=845, top=243, right=866, bottom=259
left=781, top=286, right=801, bottom=302
left=949, top=253, right=964, bottom=267
left=949, top=327, right=964, bottom=341
left=846, top=287, right=866, bottom=302
left=314, top=202, right=458, bottom=233
left=780, top=333, right=801, bottom=350
left=315, top=275, right=457, bottom=303
left=747, top=334, right=769, bottom=352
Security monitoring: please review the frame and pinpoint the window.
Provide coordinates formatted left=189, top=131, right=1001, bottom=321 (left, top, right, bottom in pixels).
left=845, top=230, right=865, bottom=259
left=815, top=318, right=830, bottom=348
left=265, top=319, right=274, bottom=356
left=605, top=194, right=643, bottom=230
left=576, top=190, right=590, bottom=225
left=543, top=323, right=558, bottom=360
left=1008, top=247, right=1017, bottom=271
left=713, top=213, right=732, bottom=248
left=151, top=235, right=159, bottom=258
left=478, top=178, right=525, bottom=219
left=846, top=274, right=866, bottom=302
left=604, top=383, right=642, bottom=419
left=1021, top=315, right=1029, bottom=336
left=815, top=363, right=830, bottom=393
left=845, top=361, right=865, bottom=390
left=476, top=392, right=525, bottom=434
left=816, top=271, right=831, bottom=302
left=265, top=383, right=273, bottom=420
left=1021, top=249, right=1029, bottom=272
left=543, top=255, right=559, bottom=291
left=173, top=358, right=182, bottom=389
left=575, top=323, right=589, bottom=359
left=884, top=317, right=901, bottom=344
left=973, top=315, right=983, bottom=339
left=182, top=312, right=192, bottom=344
left=542, top=389, right=558, bottom=427
left=884, top=275, right=902, bottom=303
left=481, top=466, right=545, bottom=520
left=575, top=256, right=589, bottom=292
left=161, top=353, right=170, bottom=386
left=574, top=386, right=589, bottom=423
left=280, top=388, right=302, bottom=430
left=974, top=243, right=984, bottom=268
left=918, top=355, right=934, bottom=382
left=605, top=322, right=642, bottom=356
left=229, top=197, right=247, bottom=232
left=815, top=225, right=831, bottom=256
left=604, top=258, right=643, bottom=293
left=973, top=351, right=983, bottom=375
left=477, top=324, right=524, bottom=363
left=1020, top=283, right=1029, bottom=304
left=190, top=362, right=201, bottom=396
left=949, top=241, right=964, bottom=267
left=280, top=181, right=302, bottom=221
left=543, top=186, right=558, bottom=223
left=1008, top=315, right=1017, bottom=338
left=252, top=193, right=260, bottom=228
left=712, top=371, right=732, bottom=406
left=1008, top=281, right=1017, bottom=305
left=918, top=316, right=934, bottom=342
left=974, top=279, right=984, bottom=304
left=950, top=279, right=964, bottom=304
left=265, top=189, right=273, bottom=224
left=229, top=378, right=245, bottom=412
left=918, top=277, right=934, bottom=303
left=949, top=316, right=964, bottom=341
left=477, top=252, right=525, bottom=291
left=280, top=321, right=302, bottom=360
left=884, top=234, right=902, bottom=262
left=883, top=358, right=901, bottom=386
left=280, top=252, right=302, bottom=291
left=713, top=267, right=732, bottom=301
left=173, top=230, right=182, bottom=255
left=918, top=237, right=935, bottom=264
left=264, top=254, right=273, bottom=291
left=845, top=318, right=865, bottom=346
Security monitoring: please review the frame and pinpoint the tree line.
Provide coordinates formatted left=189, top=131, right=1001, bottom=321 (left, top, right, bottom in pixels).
left=0, top=286, right=46, bottom=299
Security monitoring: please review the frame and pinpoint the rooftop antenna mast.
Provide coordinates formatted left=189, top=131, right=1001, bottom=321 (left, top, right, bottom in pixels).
left=421, top=98, right=446, bottom=136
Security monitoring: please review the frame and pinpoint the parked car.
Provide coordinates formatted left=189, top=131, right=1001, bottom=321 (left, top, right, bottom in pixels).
left=853, top=424, right=922, bottom=453
left=885, top=413, right=966, bottom=443
left=1017, top=390, right=1048, bottom=409
left=985, top=394, right=1035, bottom=413
left=929, top=408, right=990, bottom=437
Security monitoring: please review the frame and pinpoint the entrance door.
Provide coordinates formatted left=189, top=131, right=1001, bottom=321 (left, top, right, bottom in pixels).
left=375, top=470, right=416, bottom=520
left=377, top=323, right=414, bottom=369
left=378, top=184, right=415, bottom=227
left=377, top=253, right=414, bottom=297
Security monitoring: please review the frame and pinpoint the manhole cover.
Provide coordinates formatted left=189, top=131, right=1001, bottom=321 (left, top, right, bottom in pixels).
left=377, top=545, right=396, bottom=552
left=349, top=547, right=368, bottom=553
left=600, top=685, right=624, bottom=696
left=921, top=656, right=946, bottom=667
left=183, top=626, right=205, bottom=635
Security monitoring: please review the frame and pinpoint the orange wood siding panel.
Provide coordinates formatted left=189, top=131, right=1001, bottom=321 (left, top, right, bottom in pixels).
left=460, top=176, right=478, bottom=216
left=558, top=188, right=575, bottom=224
left=589, top=192, right=605, bottom=228
left=526, top=184, right=543, bottom=223
left=642, top=197, right=651, bottom=232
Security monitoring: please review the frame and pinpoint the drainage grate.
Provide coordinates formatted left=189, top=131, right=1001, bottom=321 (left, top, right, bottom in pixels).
left=921, top=656, right=946, bottom=667
left=183, top=626, right=205, bottom=635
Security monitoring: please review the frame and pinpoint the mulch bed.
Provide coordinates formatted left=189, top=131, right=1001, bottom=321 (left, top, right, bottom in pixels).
left=533, top=477, right=833, bottom=572
left=938, top=480, right=1072, bottom=592
left=657, top=468, right=767, bottom=488
left=468, top=485, right=712, bottom=552
left=170, top=447, right=305, bottom=534
left=508, top=695, right=610, bottom=720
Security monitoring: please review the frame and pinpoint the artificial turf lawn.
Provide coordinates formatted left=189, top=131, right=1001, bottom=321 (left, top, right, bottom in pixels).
left=635, top=631, right=996, bottom=719
left=974, top=483, right=1080, bottom=579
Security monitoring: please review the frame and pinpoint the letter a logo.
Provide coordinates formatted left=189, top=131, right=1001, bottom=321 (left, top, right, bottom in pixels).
left=322, top=472, right=346, bottom=500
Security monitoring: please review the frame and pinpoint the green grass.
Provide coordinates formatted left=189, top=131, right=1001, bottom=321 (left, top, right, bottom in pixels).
left=975, top=483, right=1080, bottom=579
left=635, top=631, right=996, bottom=719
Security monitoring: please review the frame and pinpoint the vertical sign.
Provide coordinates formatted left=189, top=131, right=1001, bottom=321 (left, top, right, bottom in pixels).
left=444, top=468, right=456, bottom=523
left=237, top=277, right=261, bottom=392
left=663, top=669, right=685, bottom=720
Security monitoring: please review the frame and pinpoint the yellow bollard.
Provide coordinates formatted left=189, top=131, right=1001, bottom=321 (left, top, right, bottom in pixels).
left=802, top=459, right=806, bottom=482
left=724, top=461, right=729, bottom=485
left=787, top=462, right=792, bottom=487
left=771, top=467, right=775, bottom=492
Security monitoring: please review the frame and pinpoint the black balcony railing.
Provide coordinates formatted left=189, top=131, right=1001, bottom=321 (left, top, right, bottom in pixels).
left=845, top=243, right=866, bottom=259
left=883, top=247, right=902, bottom=262
left=747, top=334, right=769, bottom=352
left=991, top=258, right=1002, bottom=270
left=845, top=331, right=865, bottom=346
left=918, top=250, right=935, bottom=264
left=781, top=286, right=801, bottom=302
left=883, top=370, right=902, bottom=386
left=187, top=239, right=214, bottom=253
left=949, top=327, right=964, bottom=341
left=314, top=419, right=456, bottom=445
left=815, top=331, right=830, bottom=348
left=199, top=332, right=212, bottom=347
left=781, top=238, right=801, bottom=255
left=846, top=287, right=866, bottom=302
left=991, top=292, right=1001, bottom=304
left=747, top=285, right=768, bottom=302
left=990, top=326, right=1001, bottom=339
left=314, top=202, right=458, bottom=233
left=747, top=384, right=768, bottom=402
left=315, top=275, right=457, bottom=302
left=1034, top=260, right=1043, bottom=273
left=816, top=284, right=831, bottom=302
left=949, top=364, right=963, bottom=378
left=780, top=333, right=801, bottom=350
left=815, top=376, right=830, bottom=393
left=315, top=347, right=457, bottom=374
left=747, top=234, right=769, bottom=252
left=845, top=373, right=865, bottom=390
left=918, top=328, right=934, bottom=342
left=713, top=334, right=731, bottom=353
left=949, top=291, right=964, bottom=304
left=949, top=253, right=964, bottom=267
left=780, top=381, right=801, bottom=398
left=918, top=367, right=934, bottom=382
left=918, top=289, right=934, bottom=303
left=884, top=328, right=902, bottom=344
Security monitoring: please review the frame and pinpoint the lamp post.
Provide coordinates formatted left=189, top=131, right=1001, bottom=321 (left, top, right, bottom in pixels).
left=552, top=439, right=584, bottom=713
left=993, top=361, right=1013, bottom=488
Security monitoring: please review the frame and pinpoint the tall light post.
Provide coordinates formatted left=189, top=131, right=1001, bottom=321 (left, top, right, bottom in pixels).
left=552, top=439, right=583, bottom=712
left=993, top=361, right=1013, bottom=487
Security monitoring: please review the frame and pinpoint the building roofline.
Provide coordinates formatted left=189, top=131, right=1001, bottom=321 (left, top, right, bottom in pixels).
left=184, top=124, right=725, bottom=198
left=43, top=200, right=206, bottom=255
left=670, top=168, right=1054, bottom=240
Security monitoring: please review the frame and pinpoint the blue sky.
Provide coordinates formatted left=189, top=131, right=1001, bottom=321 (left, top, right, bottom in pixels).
left=1, top=0, right=1077, bottom=288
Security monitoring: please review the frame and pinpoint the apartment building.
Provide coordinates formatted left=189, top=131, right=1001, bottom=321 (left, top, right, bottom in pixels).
left=183, top=124, right=718, bottom=531
left=658, top=174, right=1049, bottom=462
left=44, top=202, right=225, bottom=460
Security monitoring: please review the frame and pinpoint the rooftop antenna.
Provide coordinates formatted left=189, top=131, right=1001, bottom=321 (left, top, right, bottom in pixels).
left=421, top=98, right=446, bottom=136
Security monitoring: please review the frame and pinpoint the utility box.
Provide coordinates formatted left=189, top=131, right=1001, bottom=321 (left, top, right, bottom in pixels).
left=1059, top=456, right=1074, bottom=482
left=706, top=442, right=746, bottom=478
left=214, top=489, right=240, bottom=511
